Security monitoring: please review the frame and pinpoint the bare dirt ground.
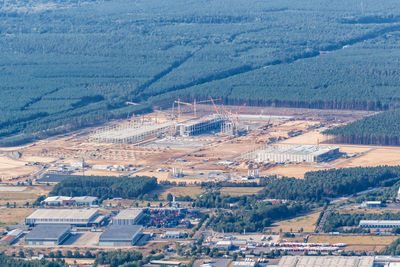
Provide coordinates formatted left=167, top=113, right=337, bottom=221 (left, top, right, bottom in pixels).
left=0, top=105, right=387, bottom=183
left=0, top=207, right=34, bottom=225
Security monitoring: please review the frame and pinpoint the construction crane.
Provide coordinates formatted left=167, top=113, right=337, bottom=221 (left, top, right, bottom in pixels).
left=126, top=101, right=140, bottom=121
left=174, top=98, right=222, bottom=120
left=174, top=99, right=193, bottom=121
left=195, top=98, right=221, bottom=117
left=220, top=103, right=246, bottom=137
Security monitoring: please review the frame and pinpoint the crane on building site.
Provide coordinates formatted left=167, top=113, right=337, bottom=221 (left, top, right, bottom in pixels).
left=173, top=98, right=222, bottom=121
left=221, top=103, right=246, bottom=137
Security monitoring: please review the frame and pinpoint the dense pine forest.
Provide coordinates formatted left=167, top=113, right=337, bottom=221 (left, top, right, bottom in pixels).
left=323, top=110, right=400, bottom=146
left=50, top=175, right=157, bottom=201
left=262, top=166, right=400, bottom=202
left=2, top=0, right=400, bottom=144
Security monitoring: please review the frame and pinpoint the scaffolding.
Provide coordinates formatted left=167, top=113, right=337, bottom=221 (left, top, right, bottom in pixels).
left=177, top=114, right=225, bottom=137
left=89, top=120, right=175, bottom=144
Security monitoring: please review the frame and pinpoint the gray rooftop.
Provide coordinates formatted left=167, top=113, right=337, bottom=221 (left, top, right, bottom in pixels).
left=100, top=225, right=143, bottom=242
left=25, top=224, right=70, bottom=241
left=114, top=208, right=143, bottom=220
left=26, top=208, right=98, bottom=220
left=259, top=144, right=338, bottom=156
left=277, top=256, right=374, bottom=267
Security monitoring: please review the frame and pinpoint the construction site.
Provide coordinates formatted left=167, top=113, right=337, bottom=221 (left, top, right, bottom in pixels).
left=0, top=98, right=391, bottom=184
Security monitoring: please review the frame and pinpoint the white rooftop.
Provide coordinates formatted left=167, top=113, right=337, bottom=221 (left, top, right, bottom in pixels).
left=278, top=256, right=374, bottom=267
left=27, top=209, right=98, bottom=220
left=114, top=208, right=143, bottom=220
left=260, top=144, right=338, bottom=156
left=44, top=196, right=72, bottom=202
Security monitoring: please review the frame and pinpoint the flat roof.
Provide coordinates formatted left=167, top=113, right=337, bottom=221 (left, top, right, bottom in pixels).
left=72, top=196, right=98, bottom=202
left=25, top=224, right=70, bottom=241
left=360, top=220, right=400, bottom=225
left=177, top=114, right=222, bottom=127
left=258, top=144, right=338, bottom=156
left=114, top=208, right=144, bottom=220
left=277, top=256, right=374, bottom=267
left=100, top=225, right=143, bottom=242
left=44, top=196, right=72, bottom=202
left=26, top=209, right=98, bottom=220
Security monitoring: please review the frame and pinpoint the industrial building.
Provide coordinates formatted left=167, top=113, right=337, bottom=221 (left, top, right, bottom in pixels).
left=162, top=231, right=185, bottom=239
left=25, top=224, right=71, bottom=245
left=244, top=144, right=340, bottom=163
left=176, top=115, right=225, bottom=137
left=25, top=209, right=99, bottom=226
left=277, top=256, right=400, bottom=267
left=90, top=120, right=174, bottom=144
left=232, top=261, right=256, bottom=267
left=42, top=196, right=98, bottom=206
left=99, top=225, right=143, bottom=246
left=0, top=229, right=23, bottom=245
left=42, top=196, right=74, bottom=206
left=72, top=196, right=98, bottom=206
left=361, top=201, right=382, bottom=208
left=359, top=220, right=400, bottom=228
left=113, top=208, right=144, bottom=225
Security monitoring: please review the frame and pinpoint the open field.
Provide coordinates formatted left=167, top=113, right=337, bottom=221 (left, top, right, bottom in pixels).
left=0, top=207, right=34, bottom=225
left=0, top=185, right=52, bottom=206
left=158, top=186, right=204, bottom=200
left=220, top=187, right=262, bottom=196
left=268, top=211, right=320, bottom=233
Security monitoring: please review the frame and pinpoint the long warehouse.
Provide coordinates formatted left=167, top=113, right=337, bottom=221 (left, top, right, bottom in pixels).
left=245, top=144, right=339, bottom=163
left=25, top=209, right=99, bottom=226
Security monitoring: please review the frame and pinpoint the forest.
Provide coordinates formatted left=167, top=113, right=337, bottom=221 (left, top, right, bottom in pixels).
left=210, top=200, right=309, bottom=233
left=2, top=0, right=400, bottom=144
left=323, top=110, right=400, bottom=146
left=0, top=253, right=67, bottom=267
left=381, top=238, right=400, bottom=255
left=50, top=175, right=157, bottom=201
left=262, top=166, right=400, bottom=202
left=323, top=211, right=400, bottom=232
left=194, top=191, right=310, bottom=232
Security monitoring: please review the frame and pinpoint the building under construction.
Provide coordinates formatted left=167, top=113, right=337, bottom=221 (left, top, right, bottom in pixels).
left=244, top=144, right=340, bottom=163
left=89, top=120, right=175, bottom=144
left=176, top=114, right=226, bottom=137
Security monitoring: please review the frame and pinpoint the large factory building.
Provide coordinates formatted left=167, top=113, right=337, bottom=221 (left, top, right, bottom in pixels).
left=25, top=209, right=99, bottom=226
left=246, top=144, right=340, bottom=163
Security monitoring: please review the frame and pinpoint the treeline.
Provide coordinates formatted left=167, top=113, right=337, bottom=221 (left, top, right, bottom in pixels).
left=0, top=253, right=67, bottom=267
left=262, top=166, right=400, bottom=202
left=3, top=0, right=400, bottom=144
left=94, top=250, right=143, bottom=267
left=356, top=181, right=400, bottom=203
left=324, top=211, right=400, bottom=232
left=50, top=175, right=157, bottom=201
left=323, top=110, right=400, bottom=146
left=210, top=201, right=309, bottom=233
left=381, top=238, right=400, bottom=255
left=193, top=191, right=253, bottom=209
